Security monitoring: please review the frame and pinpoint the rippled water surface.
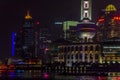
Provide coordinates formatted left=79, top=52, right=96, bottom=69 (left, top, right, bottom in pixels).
left=0, top=70, right=120, bottom=80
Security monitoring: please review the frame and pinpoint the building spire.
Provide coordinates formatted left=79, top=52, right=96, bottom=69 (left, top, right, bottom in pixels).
left=25, top=10, right=32, bottom=19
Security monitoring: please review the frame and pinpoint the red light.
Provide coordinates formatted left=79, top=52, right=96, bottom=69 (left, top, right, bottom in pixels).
left=45, top=48, right=49, bottom=51
left=98, top=18, right=104, bottom=22
left=116, top=77, right=120, bottom=80
left=113, top=16, right=120, bottom=20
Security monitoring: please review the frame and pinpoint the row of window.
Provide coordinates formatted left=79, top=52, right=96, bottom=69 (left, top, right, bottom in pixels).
left=59, top=45, right=100, bottom=52
left=59, top=54, right=99, bottom=59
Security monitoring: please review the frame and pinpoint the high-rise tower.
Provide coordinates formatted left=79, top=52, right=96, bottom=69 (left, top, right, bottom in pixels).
left=77, top=0, right=96, bottom=41
left=81, top=0, right=92, bottom=21
left=22, top=11, right=35, bottom=58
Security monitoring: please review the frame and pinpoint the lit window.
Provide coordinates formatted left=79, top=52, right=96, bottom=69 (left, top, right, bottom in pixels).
left=84, top=10, right=88, bottom=18
left=85, top=13, right=87, bottom=17
left=84, top=1, right=89, bottom=9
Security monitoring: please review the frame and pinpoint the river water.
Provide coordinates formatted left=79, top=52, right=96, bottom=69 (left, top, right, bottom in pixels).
left=0, top=70, right=120, bottom=80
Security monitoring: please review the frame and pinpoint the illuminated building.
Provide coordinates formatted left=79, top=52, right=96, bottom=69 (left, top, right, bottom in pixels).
left=52, top=0, right=102, bottom=67
left=78, top=0, right=96, bottom=41
left=96, top=4, right=117, bottom=41
left=63, top=0, right=96, bottom=41
left=58, top=0, right=93, bottom=39
left=63, top=21, right=79, bottom=39
left=102, top=39, right=120, bottom=63
left=14, top=30, right=23, bottom=58
left=53, top=21, right=64, bottom=40
left=96, top=4, right=120, bottom=63
left=37, top=24, right=52, bottom=64
left=56, top=43, right=101, bottom=66
left=21, top=11, right=35, bottom=58
left=76, top=21, right=96, bottom=42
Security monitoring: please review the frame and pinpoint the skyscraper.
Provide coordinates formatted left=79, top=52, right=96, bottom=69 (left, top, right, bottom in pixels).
left=21, top=11, right=35, bottom=59
left=74, top=0, right=97, bottom=42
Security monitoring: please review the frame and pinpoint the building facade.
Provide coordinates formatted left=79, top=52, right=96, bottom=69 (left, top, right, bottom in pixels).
left=56, top=43, right=101, bottom=66
left=51, top=0, right=102, bottom=67
left=96, top=4, right=120, bottom=63
left=21, top=11, right=35, bottom=58
left=102, top=39, right=120, bottom=63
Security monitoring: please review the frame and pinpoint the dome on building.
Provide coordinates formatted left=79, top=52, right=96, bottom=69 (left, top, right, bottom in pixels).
left=76, top=21, right=97, bottom=39
left=105, top=4, right=117, bottom=12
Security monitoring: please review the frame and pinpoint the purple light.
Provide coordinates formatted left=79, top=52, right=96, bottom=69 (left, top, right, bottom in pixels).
left=44, top=73, right=49, bottom=79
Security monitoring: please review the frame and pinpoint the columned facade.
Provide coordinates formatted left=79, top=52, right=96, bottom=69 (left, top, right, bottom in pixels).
left=57, top=43, right=101, bottom=66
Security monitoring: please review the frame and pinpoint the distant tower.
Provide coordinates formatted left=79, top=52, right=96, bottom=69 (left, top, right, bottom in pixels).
left=81, top=0, right=92, bottom=21
left=22, top=11, right=35, bottom=58
left=77, top=0, right=96, bottom=41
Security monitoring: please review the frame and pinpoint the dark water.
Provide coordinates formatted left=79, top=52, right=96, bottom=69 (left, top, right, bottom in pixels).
left=0, top=70, right=120, bottom=80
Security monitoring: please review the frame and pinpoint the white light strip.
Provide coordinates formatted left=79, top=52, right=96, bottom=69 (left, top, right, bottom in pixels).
left=103, top=52, right=120, bottom=53
left=104, top=47, right=120, bottom=48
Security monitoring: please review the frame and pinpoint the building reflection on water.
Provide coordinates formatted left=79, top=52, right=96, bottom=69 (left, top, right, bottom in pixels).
left=0, top=70, right=120, bottom=80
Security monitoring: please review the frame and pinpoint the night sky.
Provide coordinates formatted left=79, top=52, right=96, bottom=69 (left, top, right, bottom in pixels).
left=0, top=0, right=119, bottom=59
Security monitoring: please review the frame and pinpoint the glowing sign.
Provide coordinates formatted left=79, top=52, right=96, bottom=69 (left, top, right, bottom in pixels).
left=113, top=16, right=120, bottom=20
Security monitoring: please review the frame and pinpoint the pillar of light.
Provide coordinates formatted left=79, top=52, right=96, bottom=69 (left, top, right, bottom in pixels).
left=12, top=32, right=16, bottom=57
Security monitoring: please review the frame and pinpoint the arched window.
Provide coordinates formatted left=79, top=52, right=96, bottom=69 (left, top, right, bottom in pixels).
left=95, top=45, right=100, bottom=51
left=67, top=55, right=70, bottom=59
left=75, top=46, right=78, bottom=51
left=95, top=54, right=99, bottom=59
left=85, top=54, right=87, bottom=59
left=79, top=46, right=83, bottom=51
left=90, top=54, right=92, bottom=59
left=90, top=46, right=93, bottom=51
left=61, top=47, right=63, bottom=52
left=71, top=46, right=74, bottom=51
left=85, top=46, right=88, bottom=51
left=79, top=54, right=82, bottom=59
left=64, top=47, right=67, bottom=52
left=68, top=46, right=70, bottom=52
left=75, top=54, right=78, bottom=59
left=71, top=55, right=73, bottom=59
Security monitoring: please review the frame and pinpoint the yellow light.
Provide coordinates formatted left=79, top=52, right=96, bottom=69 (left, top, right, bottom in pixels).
left=25, top=11, right=32, bottom=19
left=105, top=4, right=117, bottom=12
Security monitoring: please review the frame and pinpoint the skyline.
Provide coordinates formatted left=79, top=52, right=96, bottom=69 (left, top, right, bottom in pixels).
left=0, top=0, right=120, bottom=59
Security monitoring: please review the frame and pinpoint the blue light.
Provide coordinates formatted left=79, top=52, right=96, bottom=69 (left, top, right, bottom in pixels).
left=54, top=22, right=63, bottom=24
left=12, top=32, right=16, bottom=57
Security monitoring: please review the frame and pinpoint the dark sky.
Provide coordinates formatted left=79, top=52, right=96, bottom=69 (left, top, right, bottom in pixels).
left=0, top=0, right=119, bottom=59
